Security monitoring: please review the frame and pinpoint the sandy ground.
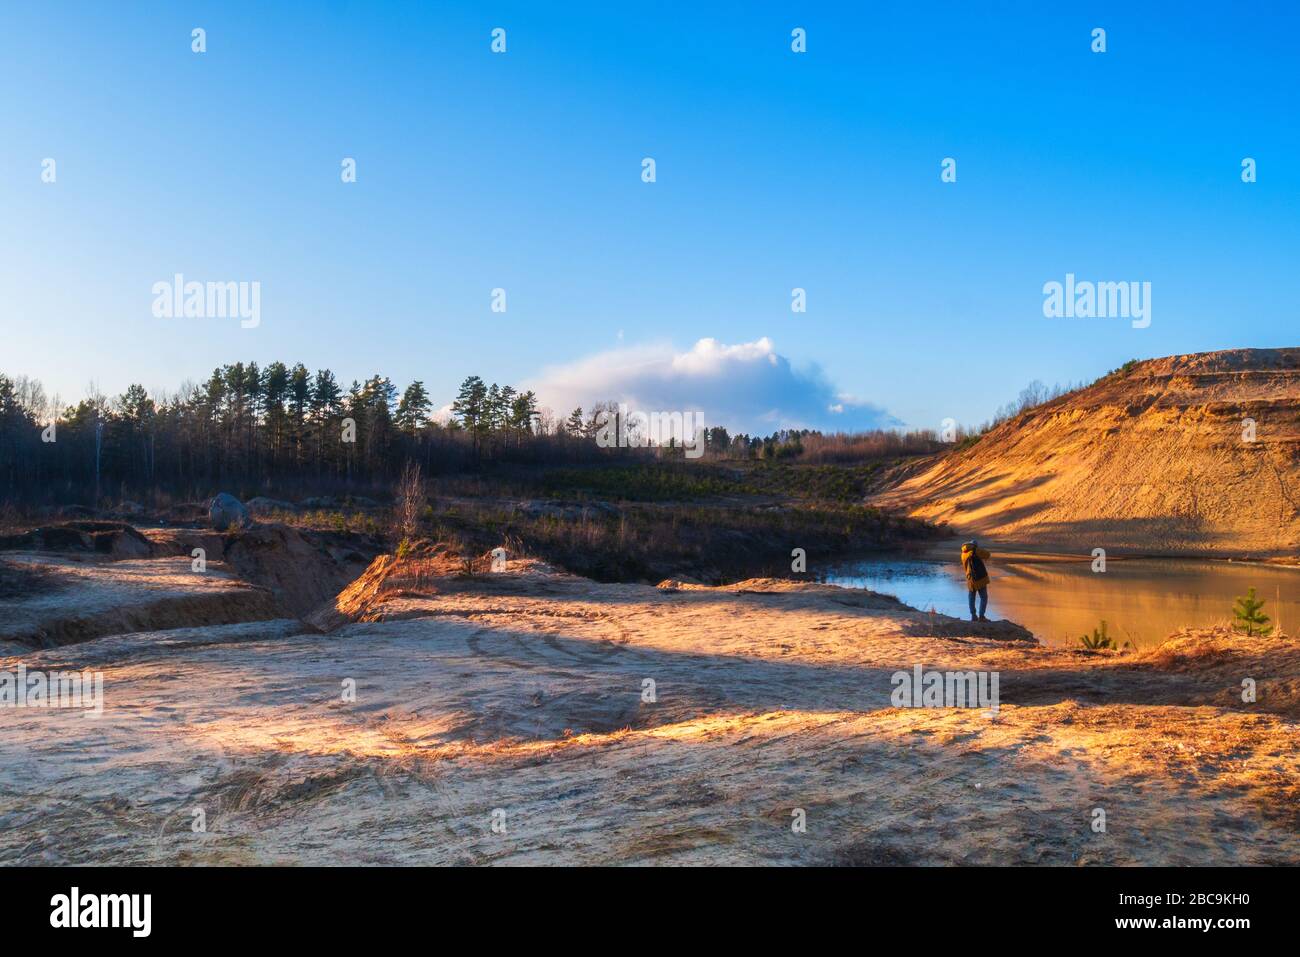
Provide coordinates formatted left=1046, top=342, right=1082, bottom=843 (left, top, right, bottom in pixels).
left=873, top=349, right=1300, bottom=560
left=3, top=551, right=1299, bottom=866
left=0, top=553, right=279, bottom=650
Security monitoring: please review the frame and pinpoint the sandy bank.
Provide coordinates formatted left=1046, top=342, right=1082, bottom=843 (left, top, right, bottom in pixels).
left=3, top=550, right=1298, bottom=865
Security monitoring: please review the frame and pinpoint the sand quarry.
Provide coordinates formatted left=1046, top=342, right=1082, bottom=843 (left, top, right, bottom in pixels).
left=873, top=348, right=1300, bottom=561
left=3, top=528, right=1300, bottom=866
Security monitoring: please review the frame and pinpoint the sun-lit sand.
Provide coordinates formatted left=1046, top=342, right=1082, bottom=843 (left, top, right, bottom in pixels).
left=874, top=349, right=1300, bottom=561
left=3, top=551, right=1298, bottom=865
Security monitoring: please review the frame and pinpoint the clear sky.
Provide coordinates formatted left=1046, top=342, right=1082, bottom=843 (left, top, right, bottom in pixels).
left=2, top=1, right=1297, bottom=433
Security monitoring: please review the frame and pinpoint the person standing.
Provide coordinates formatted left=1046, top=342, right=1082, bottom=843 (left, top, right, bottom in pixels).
left=960, top=540, right=991, bottom=621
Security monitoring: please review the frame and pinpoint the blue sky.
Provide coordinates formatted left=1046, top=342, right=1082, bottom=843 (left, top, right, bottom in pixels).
left=2, top=1, right=1297, bottom=432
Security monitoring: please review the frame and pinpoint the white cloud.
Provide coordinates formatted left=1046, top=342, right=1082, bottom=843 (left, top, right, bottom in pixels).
left=525, top=337, right=898, bottom=434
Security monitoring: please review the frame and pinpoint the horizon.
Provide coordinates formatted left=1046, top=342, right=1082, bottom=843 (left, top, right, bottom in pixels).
left=3, top=343, right=1290, bottom=442
left=3, top=2, right=1299, bottom=434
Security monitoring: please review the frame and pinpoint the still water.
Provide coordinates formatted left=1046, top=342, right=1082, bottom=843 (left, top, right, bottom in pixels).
left=826, top=554, right=1300, bottom=648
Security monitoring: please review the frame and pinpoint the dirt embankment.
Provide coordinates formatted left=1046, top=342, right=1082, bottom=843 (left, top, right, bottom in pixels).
left=873, top=348, right=1300, bottom=560
left=0, top=521, right=154, bottom=558
left=0, top=522, right=384, bottom=647
left=0, top=554, right=280, bottom=650
left=206, top=526, right=382, bottom=618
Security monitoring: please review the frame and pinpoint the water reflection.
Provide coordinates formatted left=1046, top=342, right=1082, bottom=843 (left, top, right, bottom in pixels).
left=826, top=554, right=1300, bottom=647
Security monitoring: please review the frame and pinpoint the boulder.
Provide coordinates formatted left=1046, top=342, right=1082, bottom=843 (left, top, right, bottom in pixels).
left=209, top=493, right=253, bottom=532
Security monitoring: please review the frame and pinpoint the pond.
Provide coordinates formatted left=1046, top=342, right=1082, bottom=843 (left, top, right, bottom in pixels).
left=825, top=552, right=1300, bottom=648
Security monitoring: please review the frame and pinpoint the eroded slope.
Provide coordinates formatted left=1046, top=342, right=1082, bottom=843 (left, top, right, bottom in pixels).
left=873, top=348, right=1300, bottom=558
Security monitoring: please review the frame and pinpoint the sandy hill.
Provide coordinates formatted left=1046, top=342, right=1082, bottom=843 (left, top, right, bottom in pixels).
left=873, top=348, right=1300, bottom=559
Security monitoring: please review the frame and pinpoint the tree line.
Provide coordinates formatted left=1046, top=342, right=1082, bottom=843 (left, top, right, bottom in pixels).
left=0, top=364, right=961, bottom=506
left=2, top=364, right=564, bottom=504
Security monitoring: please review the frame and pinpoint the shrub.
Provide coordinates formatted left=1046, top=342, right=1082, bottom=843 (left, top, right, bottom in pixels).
left=1078, top=620, right=1115, bottom=650
left=1232, top=587, right=1273, bottom=636
left=394, top=461, right=427, bottom=540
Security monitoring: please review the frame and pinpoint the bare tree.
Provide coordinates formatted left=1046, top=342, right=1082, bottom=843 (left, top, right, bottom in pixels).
left=394, top=460, right=427, bottom=543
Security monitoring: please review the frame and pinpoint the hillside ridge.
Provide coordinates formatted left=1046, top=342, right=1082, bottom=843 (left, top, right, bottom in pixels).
left=872, top=348, right=1300, bottom=559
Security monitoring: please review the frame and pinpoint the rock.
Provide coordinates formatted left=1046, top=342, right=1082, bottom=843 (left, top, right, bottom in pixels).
left=209, top=493, right=253, bottom=532
left=915, top=616, right=1039, bottom=643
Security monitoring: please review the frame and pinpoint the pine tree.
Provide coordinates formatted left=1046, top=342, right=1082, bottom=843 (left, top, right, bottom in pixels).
left=484, top=383, right=505, bottom=433
left=497, top=385, right=517, bottom=428
left=450, top=376, right=489, bottom=458
left=564, top=407, right=584, bottom=437
left=395, top=381, right=432, bottom=434
left=310, top=369, right=342, bottom=420
left=509, top=389, right=538, bottom=434
left=359, top=376, right=397, bottom=471
left=287, top=363, right=311, bottom=468
left=262, top=361, right=289, bottom=464
left=243, top=362, right=262, bottom=470
left=309, top=369, right=342, bottom=476
left=1078, top=620, right=1115, bottom=650
left=1232, top=587, right=1273, bottom=636
left=116, top=384, right=156, bottom=485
